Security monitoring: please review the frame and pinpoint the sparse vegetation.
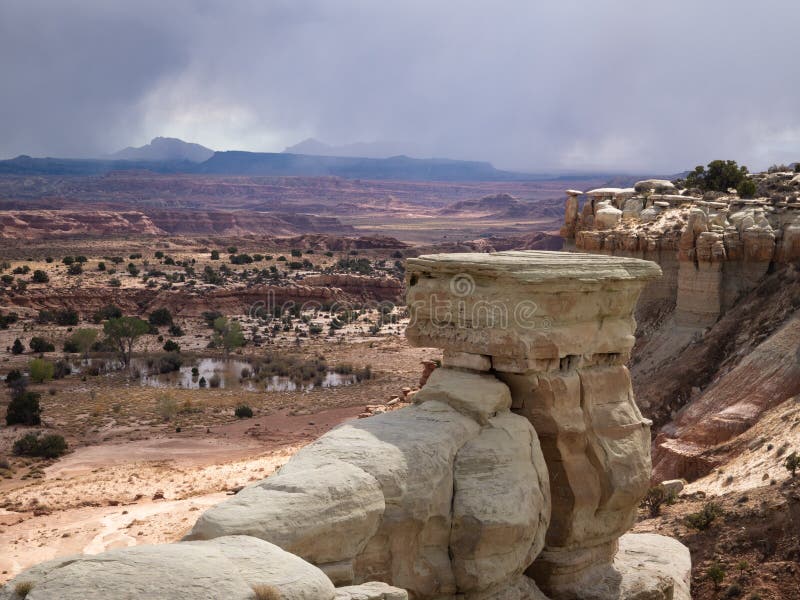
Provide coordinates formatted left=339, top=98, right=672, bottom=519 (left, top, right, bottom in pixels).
left=251, top=584, right=281, bottom=600
left=29, top=358, right=55, bottom=383
left=13, top=433, right=68, bottom=459
left=685, top=501, right=724, bottom=530
left=784, top=451, right=799, bottom=477
left=6, top=388, right=42, bottom=426
left=641, top=485, right=675, bottom=517
left=706, top=562, right=726, bottom=590
left=234, top=404, right=254, bottom=418
left=681, top=159, right=756, bottom=198
left=14, top=581, right=34, bottom=598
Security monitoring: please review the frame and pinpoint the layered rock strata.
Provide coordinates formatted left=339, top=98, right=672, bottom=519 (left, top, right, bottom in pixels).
left=405, top=251, right=681, bottom=599
left=562, top=183, right=800, bottom=327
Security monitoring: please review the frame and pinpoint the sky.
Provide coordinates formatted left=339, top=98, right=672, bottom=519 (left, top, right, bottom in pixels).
left=1, top=0, right=798, bottom=173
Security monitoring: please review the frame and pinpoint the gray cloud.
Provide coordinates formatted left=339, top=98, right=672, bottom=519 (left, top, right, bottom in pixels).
left=1, top=0, right=798, bottom=172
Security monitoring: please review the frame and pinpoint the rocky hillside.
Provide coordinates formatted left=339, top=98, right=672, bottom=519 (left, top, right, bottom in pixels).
left=559, top=177, right=800, bottom=485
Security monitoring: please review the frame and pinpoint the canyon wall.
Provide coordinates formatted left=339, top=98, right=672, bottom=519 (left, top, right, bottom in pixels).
left=562, top=181, right=800, bottom=328
left=561, top=180, right=800, bottom=484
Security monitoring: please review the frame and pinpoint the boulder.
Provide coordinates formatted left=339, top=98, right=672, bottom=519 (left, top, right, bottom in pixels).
left=0, top=536, right=335, bottom=600
left=187, top=368, right=551, bottom=600
left=633, top=179, right=676, bottom=194
left=334, top=582, right=409, bottom=600
left=413, top=367, right=511, bottom=424
left=595, top=201, right=622, bottom=229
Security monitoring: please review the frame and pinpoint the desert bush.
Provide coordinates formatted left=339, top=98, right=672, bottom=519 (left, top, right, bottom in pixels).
left=5, top=369, right=23, bottom=385
left=168, top=324, right=184, bottom=337
left=163, top=339, right=181, bottom=352
left=156, top=353, right=182, bottom=373
left=356, top=365, right=373, bottom=381
left=156, top=394, right=178, bottom=421
left=251, top=583, right=280, bottom=599
left=93, top=304, right=122, bottom=323
left=724, top=582, right=743, bottom=598
left=55, top=309, right=79, bottom=326
left=31, top=269, right=49, bottom=283
left=685, top=502, right=723, bottom=530
left=29, top=358, right=55, bottom=383
left=13, top=433, right=68, bottom=458
left=706, top=562, right=726, bottom=589
left=6, top=390, right=41, bottom=426
left=785, top=451, right=800, bottom=477
left=53, top=360, right=71, bottom=379
left=208, top=373, right=221, bottom=388
left=230, top=253, right=253, bottom=265
left=67, top=263, right=83, bottom=275
left=149, top=308, right=173, bottom=326
left=14, top=581, right=34, bottom=598
left=0, top=311, right=18, bottom=329
left=29, top=337, right=55, bottom=353
left=210, top=249, right=220, bottom=260
left=642, top=485, right=675, bottom=517
left=198, top=376, right=207, bottom=388
left=12, top=338, right=24, bottom=354
left=234, top=405, right=254, bottom=418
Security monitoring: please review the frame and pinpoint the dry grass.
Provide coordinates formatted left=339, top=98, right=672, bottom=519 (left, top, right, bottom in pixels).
left=251, top=583, right=281, bottom=600
left=14, top=581, right=34, bottom=598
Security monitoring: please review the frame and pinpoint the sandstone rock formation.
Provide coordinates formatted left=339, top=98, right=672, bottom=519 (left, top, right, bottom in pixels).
left=187, top=366, right=552, bottom=599
left=0, top=536, right=336, bottom=600
left=561, top=186, right=800, bottom=328
left=405, top=251, right=686, bottom=599
left=1, top=251, right=690, bottom=600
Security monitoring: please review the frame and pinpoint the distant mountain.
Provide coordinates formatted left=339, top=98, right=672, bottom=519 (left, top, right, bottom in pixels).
left=0, top=155, right=197, bottom=176
left=283, top=138, right=411, bottom=159
left=110, top=137, right=214, bottom=162
left=0, top=149, right=540, bottom=181
left=198, top=151, right=536, bottom=181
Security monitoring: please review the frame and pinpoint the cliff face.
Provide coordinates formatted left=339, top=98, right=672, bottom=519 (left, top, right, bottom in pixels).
left=6, top=275, right=404, bottom=318
left=0, top=210, right=165, bottom=239
left=560, top=181, right=800, bottom=483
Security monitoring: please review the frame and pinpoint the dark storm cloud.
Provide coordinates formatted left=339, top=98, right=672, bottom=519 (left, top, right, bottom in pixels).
left=1, top=0, right=798, bottom=172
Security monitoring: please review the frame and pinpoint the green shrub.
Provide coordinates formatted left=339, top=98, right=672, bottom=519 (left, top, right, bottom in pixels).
left=12, top=338, right=24, bottom=354
left=706, top=562, right=725, bottom=589
left=683, top=160, right=756, bottom=198
left=13, top=433, right=68, bottom=458
left=785, top=451, right=800, bottom=476
left=163, top=339, right=181, bottom=352
left=6, top=390, right=41, bottom=425
left=93, top=305, right=122, bottom=323
left=29, top=358, right=55, bottom=383
left=31, top=269, right=49, bottom=283
left=29, top=337, right=55, bottom=353
left=149, top=308, right=173, bottom=326
left=685, top=502, right=723, bottom=530
left=234, top=405, right=254, bottom=418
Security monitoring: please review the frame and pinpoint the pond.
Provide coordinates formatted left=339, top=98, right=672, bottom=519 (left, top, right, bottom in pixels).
left=68, top=357, right=358, bottom=392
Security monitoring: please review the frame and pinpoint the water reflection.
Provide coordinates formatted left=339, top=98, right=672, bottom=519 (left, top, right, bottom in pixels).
left=69, top=357, right=357, bottom=392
